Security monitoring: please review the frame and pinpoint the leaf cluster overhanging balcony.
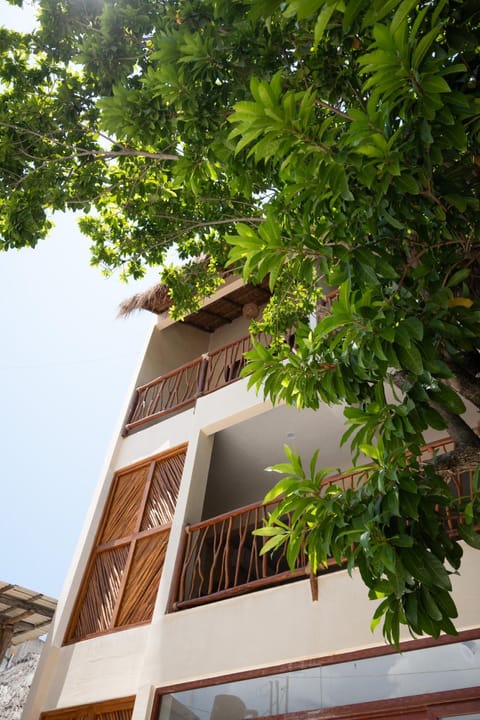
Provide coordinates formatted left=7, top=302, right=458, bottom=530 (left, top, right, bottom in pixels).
left=125, top=333, right=261, bottom=433
left=168, top=438, right=475, bottom=612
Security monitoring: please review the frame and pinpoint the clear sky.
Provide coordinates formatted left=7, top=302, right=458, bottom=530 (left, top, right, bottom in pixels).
left=0, top=1, right=158, bottom=599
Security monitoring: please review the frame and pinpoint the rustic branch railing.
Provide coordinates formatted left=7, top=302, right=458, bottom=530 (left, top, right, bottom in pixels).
left=125, top=333, right=269, bottom=433
left=169, top=438, right=476, bottom=611
left=169, top=499, right=309, bottom=612
left=169, top=461, right=376, bottom=611
left=126, top=357, right=204, bottom=432
left=125, top=289, right=341, bottom=433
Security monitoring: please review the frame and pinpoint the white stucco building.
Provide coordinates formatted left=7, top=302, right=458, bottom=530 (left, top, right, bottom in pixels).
left=24, top=277, right=480, bottom=720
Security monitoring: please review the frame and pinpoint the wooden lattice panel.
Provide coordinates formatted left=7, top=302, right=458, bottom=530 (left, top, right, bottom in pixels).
left=65, top=446, right=186, bottom=643
left=141, top=453, right=184, bottom=530
left=68, top=546, right=129, bottom=641
left=99, top=465, right=150, bottom=543
left=116, top=529, right=170, bottom=626
left=95, top=711, right=133, bottom=720
left=40, top=697, right=134, bottom=720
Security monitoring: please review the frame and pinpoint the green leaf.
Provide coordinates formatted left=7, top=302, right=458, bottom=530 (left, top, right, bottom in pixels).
left=382, top=209, right=404, bottom=230
left=421, top=588, right=443, bottom=622
left=429, top=383, right=466, bottom=415
left=342, top=0, right=367, bottom=31
left=447, top=268, right=471, bottom=288
left=412, top=25, right=442, bottom=69
left=259, top=533, right=288, bottom=555
left=313, top=1, right=339, bottom=47
left=396, top=174, right=420, bottom=194
left=402, top=317, right=424, bottom=342
left=421, top=74, right=451, bottom=94
left=420, top=406, right=447, bottom=431
left=457, top=524, right=480, bottom=550
left=359, top=443, right=380, bottom=461
left=390, top=0, right=419, bottom=34
left=395, top=342, right=424, bottom=375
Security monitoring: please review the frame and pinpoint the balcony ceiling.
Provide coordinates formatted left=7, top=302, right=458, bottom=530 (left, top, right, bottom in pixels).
left=119, top=278, right=271, bottom=333
left=203, top=403, right=354, bottom=518
left=183, top=282, right=271, bottom=332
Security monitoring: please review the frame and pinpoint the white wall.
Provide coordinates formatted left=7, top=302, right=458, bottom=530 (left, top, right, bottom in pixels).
left=28, top=545, right=480, bottom=712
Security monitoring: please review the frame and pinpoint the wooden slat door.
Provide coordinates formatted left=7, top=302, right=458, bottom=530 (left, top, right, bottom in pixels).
left=65, top=446, right=186, bottom=643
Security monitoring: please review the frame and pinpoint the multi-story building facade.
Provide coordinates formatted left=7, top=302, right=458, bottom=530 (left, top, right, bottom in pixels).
left=24, top=276, right=480, bottom=720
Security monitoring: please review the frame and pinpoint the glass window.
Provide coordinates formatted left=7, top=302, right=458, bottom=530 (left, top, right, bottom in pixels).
left=157, top=640, right=480, bottom=719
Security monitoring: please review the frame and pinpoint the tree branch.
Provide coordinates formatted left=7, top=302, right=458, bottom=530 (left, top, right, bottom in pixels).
left=391, top=370, right=480, bottom=474
left=98, top=149, right=178, bottom=161
left=432, top=444, right=480, bottom=474
left=314, top=98, right=354, bottom=121
left=0, top=121, right=179, bottom=163
left=428, top=401, right=480, bottom=448
left=444, top=354, right=480, bottom=411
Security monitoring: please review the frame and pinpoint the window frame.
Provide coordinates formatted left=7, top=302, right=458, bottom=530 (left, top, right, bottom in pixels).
left=151, top=630, right=480, bottom=720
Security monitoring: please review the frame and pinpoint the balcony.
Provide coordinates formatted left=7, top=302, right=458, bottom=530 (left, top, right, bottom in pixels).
left=123, top=286, right=340, bottom=435
left=168, top=438, right=475, bottom=612
left=124, top=333, right=266, bottom=433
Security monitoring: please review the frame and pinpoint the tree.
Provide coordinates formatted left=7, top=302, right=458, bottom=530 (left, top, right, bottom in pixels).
left=1, top=0, right=480, bottom=644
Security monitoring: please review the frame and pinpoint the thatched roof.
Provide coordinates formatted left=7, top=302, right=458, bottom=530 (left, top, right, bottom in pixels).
left=119, top=277, right=271, bottom=333
left=118, top=283, right=171, bottom=317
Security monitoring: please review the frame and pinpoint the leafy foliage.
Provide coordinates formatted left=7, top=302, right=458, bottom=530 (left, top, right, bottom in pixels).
left=255, top=445, right=477, bottom=646
left=1, top=0, right=480, bottom=642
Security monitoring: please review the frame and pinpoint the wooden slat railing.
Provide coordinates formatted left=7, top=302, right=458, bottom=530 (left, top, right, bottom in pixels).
left=125, top=332, right=269, bottom=433
left=169, top=438, right=476, bottom=611
left=124, top=290, right=340, bottom=434
left=125, top=356, right=204, bottom=432
left=203, top=334, right=255, bottom=392
left=169, top=461, right=374, bottom=611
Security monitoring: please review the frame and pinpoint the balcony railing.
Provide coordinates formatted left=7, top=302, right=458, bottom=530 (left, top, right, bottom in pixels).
left=168, top=438, right=476, bottom=611
left=124, top=290, right=341, bottom=434
left=125, top=333, right=266, bottom=433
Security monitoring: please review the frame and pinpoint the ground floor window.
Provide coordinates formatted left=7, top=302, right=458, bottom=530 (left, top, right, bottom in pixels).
left=155, top=638, right=480, bottom=719
left=40, top=696, right=134, bottom=720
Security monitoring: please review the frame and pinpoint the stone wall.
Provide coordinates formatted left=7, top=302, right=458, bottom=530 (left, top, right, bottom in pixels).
left=0, top=640, right=43, bottom=720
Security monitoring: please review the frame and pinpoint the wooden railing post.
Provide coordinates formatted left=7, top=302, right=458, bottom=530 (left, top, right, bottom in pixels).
left=121, top=389, right=139, bottom=437
left=196, top=354, right=209, bottom=398
left=167, top=524, right=191, bottom=613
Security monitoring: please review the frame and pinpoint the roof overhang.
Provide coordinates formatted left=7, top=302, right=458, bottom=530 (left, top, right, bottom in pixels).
left=119, top=276, right=271, bottom=333
left=0, top=582, right=57, bottom=648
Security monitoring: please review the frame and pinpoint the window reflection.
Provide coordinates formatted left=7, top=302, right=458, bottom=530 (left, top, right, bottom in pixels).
left=157, top=640, right=480, bottom=719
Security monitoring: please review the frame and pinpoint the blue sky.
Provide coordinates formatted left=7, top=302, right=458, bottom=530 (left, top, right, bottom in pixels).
left=0, top=2, right=158, bottom=598
left=0, top=215, right=156, bottom=599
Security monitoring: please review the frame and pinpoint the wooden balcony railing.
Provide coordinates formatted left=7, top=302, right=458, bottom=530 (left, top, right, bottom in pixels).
left=168, top=438, right=476, bottom=611
left=125, top=333, right=268, bottom=433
